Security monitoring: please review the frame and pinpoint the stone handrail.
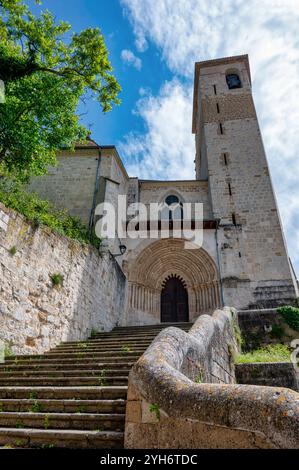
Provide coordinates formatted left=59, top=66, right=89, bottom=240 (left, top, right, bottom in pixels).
left=125, top=307, right=299, bottom=449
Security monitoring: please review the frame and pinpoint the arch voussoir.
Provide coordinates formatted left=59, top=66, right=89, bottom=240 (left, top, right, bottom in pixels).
left=127, top=239, right=221, bottom=322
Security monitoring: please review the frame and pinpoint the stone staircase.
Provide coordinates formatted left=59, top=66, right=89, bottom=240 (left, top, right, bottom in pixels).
left=0, top=323, right=191, bottom=448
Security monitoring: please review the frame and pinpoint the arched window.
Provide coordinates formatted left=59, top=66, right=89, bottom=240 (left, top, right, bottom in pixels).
left=164, top=195, right=183, bottom=220
left=165, top=195, right=179, bottom=206
left=226, top=73, right=242, bottom=90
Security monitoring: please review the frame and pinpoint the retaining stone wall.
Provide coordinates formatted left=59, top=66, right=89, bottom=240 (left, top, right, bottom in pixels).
left=0, top=203, right=126, bottom=355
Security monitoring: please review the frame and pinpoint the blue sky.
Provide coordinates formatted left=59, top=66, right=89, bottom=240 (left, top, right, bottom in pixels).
left=28, top=0, right=172, bottom=145
left=27, top=0, right=299, bottom=275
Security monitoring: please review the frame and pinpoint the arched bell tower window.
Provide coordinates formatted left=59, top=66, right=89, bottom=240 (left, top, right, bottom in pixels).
left=165, top=195, right=183, bottom=220
left=226, top=73, right=242, bottom=90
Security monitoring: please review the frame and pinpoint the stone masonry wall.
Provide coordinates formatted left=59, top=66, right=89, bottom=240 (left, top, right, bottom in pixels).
left=0, top=203, right=126, bottom=355
left=125, top=307, right=299, bottom=449
left=236, top=362, right=299, bottom=392
left=28, top=150, right=99, bottom=225
left=237, top=308, right=299, bottom=350
left=139, top=180, right=213, bottom=220
left=195, top=58, right=297, bottom=309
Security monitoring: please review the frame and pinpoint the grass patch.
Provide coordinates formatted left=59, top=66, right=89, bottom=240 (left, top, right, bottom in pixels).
left=97, top=369, right=107, bottom=386
left=9, top=246, right=17, bottom=256
left=236, top=344, right=291, bottom=364
left=0, top=178, right=101, bottom=248
left=29, top=401, right=43, bottom=413
left=149, top=403, right=161, bottom=421
left=50, top=273, right=64, bottom=287
left=121, top=345, right=131, bottom=355
left=4, top=345, right=13, bottom=358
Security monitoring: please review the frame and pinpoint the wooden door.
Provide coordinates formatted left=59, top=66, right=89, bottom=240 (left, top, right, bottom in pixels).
left=161, top=277, right=189, bottom=323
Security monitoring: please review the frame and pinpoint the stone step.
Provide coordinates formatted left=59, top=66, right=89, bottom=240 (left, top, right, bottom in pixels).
left=7, top=350, right=145, bottom=361
left=95, top=327, right=189, bottom=334
left=93, top=326, right=191, bottom=335
left=0, top=377, right=128, bottom=387
left=4, top=356, right=140, bottom=366
left=0, top=412, right=125, bottom=431
left=50, top=341, right=151, bottom=352
left=0, top=361, right=135, bottom=372
left=0, top=399, right=126, bottom=414
left=63, top=335, right=160, bottom=345
left=0, top=369, right=131, bottom=378
left=91, top=331, right=187, bottom=339
left=55, top=338, right=153, bottom=345
left=0, top=428, right=123, bottom=449
left=46, top=347, right=148, bottom=355
left=0, top=386, right=128, bottom=400
left=113, top=323, right=192, bottom=330
left=0, top=323, right=178, bottom=449
left=48, top=348, right=148, bottom=355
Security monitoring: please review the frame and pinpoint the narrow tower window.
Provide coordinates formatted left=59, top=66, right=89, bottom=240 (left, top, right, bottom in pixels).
left=228, top=183, right=232, bottom=196
left=232, top=213, right=236, bottom=225
left=223, top=153, right=228, bottom=165
left=216, top=103, right=220, bottom=114
left=165, top=195, right=183, bottom=220
left=219, top=123, right=224, bottom=134
left=213, top=84, right=217, bottom=95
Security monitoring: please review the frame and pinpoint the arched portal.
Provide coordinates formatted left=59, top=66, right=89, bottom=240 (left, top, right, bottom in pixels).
left=161, top=275, right=189, bottom=323
left=126, top=239, right=221, bottom=324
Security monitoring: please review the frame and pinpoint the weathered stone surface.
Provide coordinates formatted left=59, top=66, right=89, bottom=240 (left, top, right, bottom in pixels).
left=194, top=56, right=298, bottom=309
left=25, top=55, right=298, bottom=325
left=0, top=203, right=126, bottom=355
left=238, top=308, right=299, bottom=350
left=236, top=362, right=299, bottom=392
left=125, top=308, right=299, bottom=449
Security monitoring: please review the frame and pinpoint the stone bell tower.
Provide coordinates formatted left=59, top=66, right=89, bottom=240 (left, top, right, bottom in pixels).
left=192, top=54, right=298, bottom=309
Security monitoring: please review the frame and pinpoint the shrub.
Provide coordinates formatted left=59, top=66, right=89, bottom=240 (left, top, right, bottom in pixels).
left=277, top=306, right=299, bottom=332
left=269, top=324, right=285, bottom=340
left=0, top=178, right=101, bottom=248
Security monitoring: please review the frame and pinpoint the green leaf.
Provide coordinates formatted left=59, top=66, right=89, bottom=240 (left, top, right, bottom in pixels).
left=0, top=0, right=120, bottom=179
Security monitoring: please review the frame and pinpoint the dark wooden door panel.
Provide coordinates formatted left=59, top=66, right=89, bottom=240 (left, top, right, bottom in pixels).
left=161, top=277, right=189, bottom=323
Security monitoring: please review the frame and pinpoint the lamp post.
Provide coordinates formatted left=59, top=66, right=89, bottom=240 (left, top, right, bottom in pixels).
left=110, top=244, right=127, bottom=259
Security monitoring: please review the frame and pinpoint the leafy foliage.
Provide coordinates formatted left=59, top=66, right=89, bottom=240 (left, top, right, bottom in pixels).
left=277, top=306, right=299, bottom=332
left=0, top=0, right=120, bottom=179
left=236, top=344, right=291, bottom=364
left=0, top=177, right=101, bottom=247
left=9, top=245, right=17, bottom=255
left=149, top=403, right=161, bottom=421
left=4, top=344, right=13, bottom=357
left=50, top=273, right=64, bottom=287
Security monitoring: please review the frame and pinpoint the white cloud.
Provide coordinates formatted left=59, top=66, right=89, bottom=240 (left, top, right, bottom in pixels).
left=120, top=49, right=142, bottom=70
left=120, top=0, right=299, bottom=273
left=118, top=80, right=194, bottom=180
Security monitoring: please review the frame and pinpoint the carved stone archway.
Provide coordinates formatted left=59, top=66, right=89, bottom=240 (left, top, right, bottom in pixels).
left=126, top=239, right=221, bottom=322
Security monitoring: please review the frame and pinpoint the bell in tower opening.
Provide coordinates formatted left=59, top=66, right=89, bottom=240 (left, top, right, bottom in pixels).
left=226, top=73, right=242, bottom=89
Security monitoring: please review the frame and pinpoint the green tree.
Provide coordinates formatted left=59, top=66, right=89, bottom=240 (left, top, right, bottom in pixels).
left=0, top=0, right=120, bottom=180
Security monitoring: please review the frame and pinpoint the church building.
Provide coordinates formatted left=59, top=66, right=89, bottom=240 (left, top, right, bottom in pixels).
left=29, top=54, right=298, bottom=326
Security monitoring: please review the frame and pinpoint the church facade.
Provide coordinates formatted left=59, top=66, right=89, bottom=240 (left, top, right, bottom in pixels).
left=29, top=55, right=298, bottom=326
